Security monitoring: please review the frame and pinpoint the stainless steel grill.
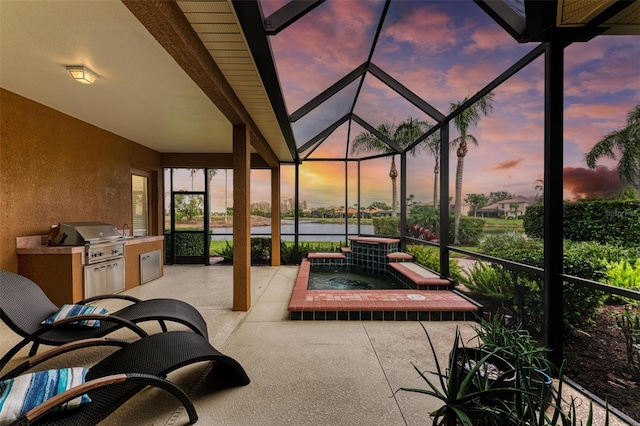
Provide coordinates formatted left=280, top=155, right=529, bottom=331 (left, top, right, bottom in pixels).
left=54, top=221, right=125, bottom=264
left=53, top=221, right=126, bottom=298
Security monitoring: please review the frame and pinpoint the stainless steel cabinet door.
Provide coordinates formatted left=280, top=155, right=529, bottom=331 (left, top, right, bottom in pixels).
left=84, top=259, right=125, bottom=298
left=140, top=250, right=161, bottom=284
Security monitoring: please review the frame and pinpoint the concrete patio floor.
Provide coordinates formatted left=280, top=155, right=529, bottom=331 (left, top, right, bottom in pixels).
left=0, top=265, right=631, bottom=425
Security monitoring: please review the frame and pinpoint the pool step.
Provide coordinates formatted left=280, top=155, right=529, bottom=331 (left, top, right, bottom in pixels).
left=387, top=262, right=452, bottom=290
left=307, top=252, right=347, bottom=268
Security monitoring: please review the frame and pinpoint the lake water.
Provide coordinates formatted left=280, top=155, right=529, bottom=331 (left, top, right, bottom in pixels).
left=209, top=220, right=374, bottom=242
left=208, top=220, right=519, bottom=242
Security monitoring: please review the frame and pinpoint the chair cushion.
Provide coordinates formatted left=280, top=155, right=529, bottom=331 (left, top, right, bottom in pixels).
left=41, top=304, right=108, bottom=328
left=0, top=368, right=91, bottom=425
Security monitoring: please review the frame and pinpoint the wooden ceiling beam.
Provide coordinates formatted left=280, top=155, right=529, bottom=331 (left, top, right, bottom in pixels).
left=122, top=0, right=279, bottom=167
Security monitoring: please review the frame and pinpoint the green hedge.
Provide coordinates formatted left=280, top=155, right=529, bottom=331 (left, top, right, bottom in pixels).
left=524, top=200, right=640, bottom=247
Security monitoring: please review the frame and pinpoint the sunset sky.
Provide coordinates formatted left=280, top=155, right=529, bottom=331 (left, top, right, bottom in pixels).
left=181, top=1, right=639, bottom=211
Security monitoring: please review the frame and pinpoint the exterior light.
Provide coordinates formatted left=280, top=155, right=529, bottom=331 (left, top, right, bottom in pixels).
left=66, top=66, right=98, bottom=84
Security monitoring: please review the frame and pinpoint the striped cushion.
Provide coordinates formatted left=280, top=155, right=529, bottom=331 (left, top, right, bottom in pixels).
left=41, top=304, right=108, bottom=328
left=0, top=368, right=91, bottom=425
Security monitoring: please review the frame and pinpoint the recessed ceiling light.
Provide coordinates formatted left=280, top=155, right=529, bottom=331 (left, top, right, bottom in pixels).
left=66, top=66, right=98, bottom=84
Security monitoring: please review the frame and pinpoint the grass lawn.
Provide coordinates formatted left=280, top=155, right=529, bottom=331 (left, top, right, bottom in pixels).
left=482, top=217, right=523, bottom=228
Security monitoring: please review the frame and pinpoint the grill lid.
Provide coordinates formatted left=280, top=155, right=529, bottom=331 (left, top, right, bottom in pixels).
left=54, top=221, right=122, bottom=245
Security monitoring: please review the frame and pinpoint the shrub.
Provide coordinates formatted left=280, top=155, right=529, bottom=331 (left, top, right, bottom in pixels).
left=524, top=200, right=640, bottom=247
left=407, top=244, right=465, bottom=285
left=462, top=262, right=514, bottom=305
left=214, top=240, right=234, bottom=263
left=280, top=241, right=309, bottom=265
left=251, top=237, right=271, bottom=264
left=480, top=233, right=540, bottom=256
left=603, top=258, right=640, bottom=290
left=175, top=233, right=205, bottom=256
left=212, top=238, right=273, bottom=265
left=613, top=307, right=640, bottom=380
left=373, top=217, right=400, bottom=236
left=408, top=205, right=439, bottom=232
left=602, top=258, right=640, bottom=305
left=450, top=216, right=485, bottom=246
left=475, top=238, right=639, bottom=331
left=405, top=224, right=438, bottom=241
left=523, top=203, right=543, bottom=239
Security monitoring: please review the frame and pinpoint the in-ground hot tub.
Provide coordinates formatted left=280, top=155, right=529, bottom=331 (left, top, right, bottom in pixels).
left=307, top=267, right=410, bottom=290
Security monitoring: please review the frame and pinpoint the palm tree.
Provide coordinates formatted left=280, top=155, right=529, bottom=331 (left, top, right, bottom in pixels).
left=534, top=179, right=544, bottom=202
left=189, top=168, right=198, bottom=190
left=420, top=126, right=441, bottom=206
left=350, top=118, right=425, bottom=216
left=450, top=92, right=495, bottom=244
left=585, top=103, right=640, bottom=194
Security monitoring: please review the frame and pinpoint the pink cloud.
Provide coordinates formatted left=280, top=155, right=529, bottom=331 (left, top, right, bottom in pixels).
left=493, top=157, right=524, bottom=171
left=446, top=62, right=504, bottom=98
left=564, top=103, right=635, bottom=151
left=384, top=6, right=458, bottom=55
left=465, top=27, right=514, bottom=53
left=270, top=1, right=381, bottom=110
left=565, top=38, right=640, bottom=98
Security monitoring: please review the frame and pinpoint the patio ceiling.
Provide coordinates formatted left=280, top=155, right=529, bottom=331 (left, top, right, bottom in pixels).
left=232, top=0, right=640, bottom=163
left=0, top=0, right=294, bottom=163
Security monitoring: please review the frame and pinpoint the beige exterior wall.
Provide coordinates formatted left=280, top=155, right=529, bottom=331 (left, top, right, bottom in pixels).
left=0, top=89, right=162, bottom=272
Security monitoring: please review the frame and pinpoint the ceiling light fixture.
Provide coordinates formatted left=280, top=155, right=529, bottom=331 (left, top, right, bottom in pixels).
left=66, top=66, right=98, bottom=84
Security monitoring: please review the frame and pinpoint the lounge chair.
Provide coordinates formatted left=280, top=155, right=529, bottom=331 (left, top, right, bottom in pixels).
left=0, top=270, right=208, bottom=372
left=0, top=331, right=250, bottom=425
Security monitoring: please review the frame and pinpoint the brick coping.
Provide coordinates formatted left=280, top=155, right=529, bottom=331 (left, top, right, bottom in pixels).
left=388, top=262, right=449, bottom=286
left=288, top=259, right=479, bottom=314
left=307, top=252, right=346, bottom=259
left=387, top=252, right=413, bottom=260
left=348, top=236, right=401, bottom=244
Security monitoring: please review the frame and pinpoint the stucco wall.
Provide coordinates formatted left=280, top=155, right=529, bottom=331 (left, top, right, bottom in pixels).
left=0, top=89, right=162, bottom=272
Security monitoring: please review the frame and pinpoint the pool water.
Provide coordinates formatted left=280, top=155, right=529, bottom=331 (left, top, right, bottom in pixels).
left=308, top=269, right=409, bottom=290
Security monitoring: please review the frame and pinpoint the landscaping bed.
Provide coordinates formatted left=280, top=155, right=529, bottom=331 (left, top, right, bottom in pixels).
left=563, top=304, right=640, bottom=422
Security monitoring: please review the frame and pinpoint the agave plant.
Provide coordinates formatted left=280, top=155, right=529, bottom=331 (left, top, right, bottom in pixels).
left=399, top=323, right=611, bottom=426
left=399, top=324, right=520, bottom=426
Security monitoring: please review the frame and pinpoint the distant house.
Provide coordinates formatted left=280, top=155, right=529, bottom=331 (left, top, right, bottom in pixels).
left=368, top=208, right=393, bottom=217
left=476, top=197, right=531, bottom=219
left=449, top=203, right=470, bottom=217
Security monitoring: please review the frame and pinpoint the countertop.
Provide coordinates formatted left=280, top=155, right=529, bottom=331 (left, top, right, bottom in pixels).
left=17, top=235, right=164, bottom=255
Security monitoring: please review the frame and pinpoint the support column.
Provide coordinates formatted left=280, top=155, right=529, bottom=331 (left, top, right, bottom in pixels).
left=233, top=125, right=251, bottom=311
left=400, top=153, right=407, bottom=252
left=439, top=122, right=450, bottom=278
left=544, top=42, right=564, bottom=366
left=271, top=166, right=281, bottom=266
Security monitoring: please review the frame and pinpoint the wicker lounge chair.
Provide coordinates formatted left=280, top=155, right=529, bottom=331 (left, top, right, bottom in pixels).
left=1, top=331, right=250, bottom=425
left=0, top=270, right=208, bottom=372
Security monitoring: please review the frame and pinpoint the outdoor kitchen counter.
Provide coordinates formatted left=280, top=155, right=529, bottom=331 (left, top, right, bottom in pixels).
left=16, top=234, right=165, bottom=304
left=16, top=235, right=85, bottom=257
left=123, top=235, right=164, bottom=245
left=123, top=236, right=164, bottom=289
left=17, top=235, right=164, bottom=256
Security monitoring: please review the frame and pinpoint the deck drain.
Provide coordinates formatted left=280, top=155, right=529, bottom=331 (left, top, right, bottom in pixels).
left=407, top=294, right=425, bottom=301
